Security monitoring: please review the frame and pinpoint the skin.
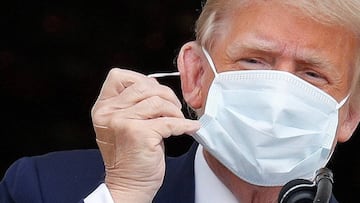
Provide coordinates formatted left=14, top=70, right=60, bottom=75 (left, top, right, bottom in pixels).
left=92, top=69, right=200, bottom=202
left=178, top=2, right=360, bottom=202
left=91, top=1, right=360, bottom=203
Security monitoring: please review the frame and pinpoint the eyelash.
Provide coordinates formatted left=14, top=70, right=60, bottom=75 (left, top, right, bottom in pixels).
left=239, top=58, right=328, bottom=85
left=244, top=58, right=262, bottom=64
left=239, top=58, right=270, bottom=69
left=304, top=71, right=321, bottom=78
left=299, top=70, right=328, bottom=85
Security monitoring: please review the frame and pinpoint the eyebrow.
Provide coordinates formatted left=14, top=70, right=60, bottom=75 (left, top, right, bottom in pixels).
left=226, top=36, right=281, bottom=57
left=226, top=35, right=334, bottom=69
left=295, top=49, right=334, bottom=69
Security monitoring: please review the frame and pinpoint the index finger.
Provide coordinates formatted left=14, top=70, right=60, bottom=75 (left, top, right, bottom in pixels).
left=97, top=68, right=157, bottom=100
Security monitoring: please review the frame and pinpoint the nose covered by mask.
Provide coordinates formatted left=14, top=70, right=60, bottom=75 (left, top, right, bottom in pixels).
left=192, top=47, right=348, bottom=186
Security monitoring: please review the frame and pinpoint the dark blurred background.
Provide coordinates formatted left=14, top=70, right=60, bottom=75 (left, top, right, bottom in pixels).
left=0, top=1, right=359, bottom=202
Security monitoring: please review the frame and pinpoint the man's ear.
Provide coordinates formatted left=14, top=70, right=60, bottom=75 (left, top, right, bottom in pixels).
left=177, top=41, right=205, bottom=109
left=336, top=100, right=360, bottom=142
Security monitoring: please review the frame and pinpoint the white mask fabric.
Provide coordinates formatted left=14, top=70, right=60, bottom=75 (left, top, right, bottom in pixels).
left=192, top=47, right=348, bottom=186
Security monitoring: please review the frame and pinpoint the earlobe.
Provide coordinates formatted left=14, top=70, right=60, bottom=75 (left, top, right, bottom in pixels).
left=177, top=41, right=205, bottom=109
left=337, top=103, right=360, bottom=142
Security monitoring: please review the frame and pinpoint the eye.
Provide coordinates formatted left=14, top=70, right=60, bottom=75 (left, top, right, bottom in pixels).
left=305, top=71, right=321, bottom=78
left=299, top=70, right=328, bottom=86
left=243, top=58, right=262, bottom=64
left=238, top=58, right=271, bottom=70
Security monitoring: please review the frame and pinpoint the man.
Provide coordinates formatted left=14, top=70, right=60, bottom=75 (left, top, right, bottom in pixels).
left=1, top=0, right=360, bottom=202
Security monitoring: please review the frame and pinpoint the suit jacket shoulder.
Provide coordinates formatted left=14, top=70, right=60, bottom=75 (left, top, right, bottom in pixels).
left=0, top=143, right=339, bottom=203
left=0, top=149, right=105, bottom=203
left=0, top=144, right=199, bottom=203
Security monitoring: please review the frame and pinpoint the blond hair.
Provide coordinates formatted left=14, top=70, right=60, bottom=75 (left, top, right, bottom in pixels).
left=195, top=0, right=360, bottom=111
left=196, top=0, right=360, bottom=48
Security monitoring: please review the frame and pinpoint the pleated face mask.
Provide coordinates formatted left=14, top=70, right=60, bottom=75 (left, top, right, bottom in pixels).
left=192, top=47, right=348, bottom=186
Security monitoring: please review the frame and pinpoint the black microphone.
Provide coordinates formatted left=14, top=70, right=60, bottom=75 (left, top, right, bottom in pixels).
left=313, top=168, right=333, bottom=203
left=278, top=168, right=334, bottom=203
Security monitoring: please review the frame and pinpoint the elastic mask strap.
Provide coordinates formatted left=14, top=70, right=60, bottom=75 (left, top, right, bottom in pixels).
left=336, top=94, right=350, bottom=109
left=201, top=46, right=218, bottom=77
left=147, top=72, right=180, bottom=78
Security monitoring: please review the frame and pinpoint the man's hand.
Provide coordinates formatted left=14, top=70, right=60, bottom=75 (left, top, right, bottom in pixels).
left=91, top=68, right=200, bottom=203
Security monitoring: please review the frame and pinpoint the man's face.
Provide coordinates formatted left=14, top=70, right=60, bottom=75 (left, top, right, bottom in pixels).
left=199, top=1, right=359, bottom=142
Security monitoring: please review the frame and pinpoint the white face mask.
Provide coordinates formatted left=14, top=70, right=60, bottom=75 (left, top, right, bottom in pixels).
left=193, top=47, right=348, bottom=186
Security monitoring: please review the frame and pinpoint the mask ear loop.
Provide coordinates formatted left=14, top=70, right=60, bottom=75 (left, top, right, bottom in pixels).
left=201, top=46, right=219, bottom=77
left=147, top=72, right=180, bottom=78
left=336, top=94, right=350, bottom=109
left=147, top=47, right=217, bottom=78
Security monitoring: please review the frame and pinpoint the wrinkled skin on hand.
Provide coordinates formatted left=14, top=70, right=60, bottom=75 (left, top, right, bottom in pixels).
left=91, top=68, right=200, bottom=203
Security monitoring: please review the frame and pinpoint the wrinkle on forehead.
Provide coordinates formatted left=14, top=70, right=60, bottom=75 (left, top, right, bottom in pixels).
left=226, top=33, right=335, bottom=71
left=209, top=1, right=360, bottom=101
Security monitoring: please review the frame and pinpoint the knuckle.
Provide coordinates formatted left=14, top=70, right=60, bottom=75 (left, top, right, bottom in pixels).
left=108, top=67, right=122, bottom=75
left=91, top=106, right=108, bottom=125
left=133, top=83, right=149, bottom=96
left=91, top=105, right=102, bottom=120
left=92, top=102, right=122, bottom=126
left=133, top=78, right=159, bottom=95
left=107, top=68, right=121, bottom=78
left=146, top=96, right=163, bottom=109
left=161, top=85, right=174, bottom=94
left=90, top=105, right=97, bottom=118
left=163, top=120, right=174, bottom=131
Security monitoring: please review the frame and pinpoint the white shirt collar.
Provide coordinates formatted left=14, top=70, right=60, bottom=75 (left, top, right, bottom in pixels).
left=194, top=145, right=239, bottom=203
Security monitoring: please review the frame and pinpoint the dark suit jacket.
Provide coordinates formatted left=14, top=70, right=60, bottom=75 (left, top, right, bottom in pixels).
left=0, top=143, right=338, bottom=203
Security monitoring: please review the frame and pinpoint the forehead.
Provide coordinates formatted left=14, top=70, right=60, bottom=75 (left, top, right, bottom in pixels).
left=220, top=2, right=356, bottom=51
left=211, top=1, right=359, bottom=95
